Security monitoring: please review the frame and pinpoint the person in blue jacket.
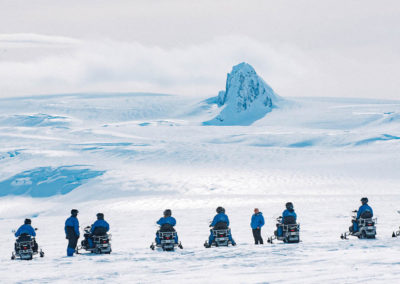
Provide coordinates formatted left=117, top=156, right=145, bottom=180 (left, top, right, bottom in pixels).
left=350, top=197, right=374, bottom=233
left=155, top=209, right=178, bottom=244
left=85, top=213, right=110, bottom=248
left=276, top=202, right=297, bottom=237
left=207, top=207, right=236, bottom=247
left=251, top=208, right=265, bottom=244
left=15, top=218, right=36, bottom=237
left=15, top=218, right=38, bottom=252
left=65, top=209, right=80, bottom=256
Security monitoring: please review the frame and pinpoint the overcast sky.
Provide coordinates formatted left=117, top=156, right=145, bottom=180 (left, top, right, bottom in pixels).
left=0, top=0, right=399, bottom=99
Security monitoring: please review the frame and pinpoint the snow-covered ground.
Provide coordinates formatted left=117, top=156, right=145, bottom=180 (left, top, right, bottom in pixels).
left=0, top=93, right=400, bottom=283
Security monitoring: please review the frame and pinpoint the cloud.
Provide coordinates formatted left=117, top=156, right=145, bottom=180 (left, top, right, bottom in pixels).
left=0, top=34, right=308, bottom=98
left=0, top=33, right=81, bottom=47
left=0, top=32, right=399, bottom=100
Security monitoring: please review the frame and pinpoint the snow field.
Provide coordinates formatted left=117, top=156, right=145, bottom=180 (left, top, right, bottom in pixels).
left=0, top=93, right=399, bottom=283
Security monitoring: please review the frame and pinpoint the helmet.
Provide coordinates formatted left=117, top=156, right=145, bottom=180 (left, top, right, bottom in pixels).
left=96, top=213, right=104, bottom=220
left=24, top=218, right=31, bottom=225
left=163, top=209, right=172, bottom=217
left=361, top=197, right=368, bottom=205
left=285, top=202, right=294, bottom=211
left=71, top=209, right=79, bottom=216
left=216, top=206, right=225, bottom=214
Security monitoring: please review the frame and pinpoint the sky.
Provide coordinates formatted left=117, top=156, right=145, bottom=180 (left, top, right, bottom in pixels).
left=0, top=0, right=399, bottom=99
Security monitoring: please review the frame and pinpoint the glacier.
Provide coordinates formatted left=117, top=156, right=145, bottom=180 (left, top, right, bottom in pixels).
left=0, top=93, right=399, bottom=283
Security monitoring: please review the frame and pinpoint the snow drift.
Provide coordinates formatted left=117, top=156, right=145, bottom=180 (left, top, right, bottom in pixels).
left=204, top=62, right=280, bottom=125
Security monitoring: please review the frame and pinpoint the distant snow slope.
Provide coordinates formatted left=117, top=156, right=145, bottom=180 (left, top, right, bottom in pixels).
left=0, top=93, right=400, bottom=283
left=204, top=62, right=280, bottom=125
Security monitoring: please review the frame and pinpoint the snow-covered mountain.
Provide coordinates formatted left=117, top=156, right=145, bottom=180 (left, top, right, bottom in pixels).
left=204, top=62, right=280, bottom=125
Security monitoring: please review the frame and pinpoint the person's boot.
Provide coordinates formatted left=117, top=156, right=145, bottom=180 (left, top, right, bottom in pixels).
left=67, top=247, right=75, bottom=257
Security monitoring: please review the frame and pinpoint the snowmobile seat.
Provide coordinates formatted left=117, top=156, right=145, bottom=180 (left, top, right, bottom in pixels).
left=17, top=234, right=32, bottom=242
left=360, top=211, right=373, bottom=219
left=160, top=223, right=175, bottom=232
left=213, top=222, right=228, bottom=230
left=283, top=216, right=296, bottom=225
left=92, top=227, right=108, bottom=236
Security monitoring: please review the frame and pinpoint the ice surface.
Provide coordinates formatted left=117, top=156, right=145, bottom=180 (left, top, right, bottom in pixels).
left=0, top=93, right=399, bottom=283
left=0, top=113, right=70, bottom=128
left=0, top=166, right=104, bottom=197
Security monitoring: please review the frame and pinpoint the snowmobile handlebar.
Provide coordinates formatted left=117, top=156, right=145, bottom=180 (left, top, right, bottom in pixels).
left=83, top=226, right=91, bottom=233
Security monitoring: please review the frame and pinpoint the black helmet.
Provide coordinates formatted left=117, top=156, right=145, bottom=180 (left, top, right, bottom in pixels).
left=71, top=209, right=79, bottom=216
left=24, top=218, right=31, bottom=225
left=97, top=213, right=104, bottom=220
left=216, top=206, right=225, bottom=214
left=361, top=197, right=368, bottom=205
left=286, top=202, right=294, bottom=211
left=163, top=209, right=172, bottom=217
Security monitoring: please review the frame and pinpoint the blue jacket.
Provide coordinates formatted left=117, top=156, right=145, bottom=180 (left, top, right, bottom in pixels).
left=91, top=219, right=110, bottom=234
left=157, top=216, right=176, bottom=226
left=211, top=213, right=230, bottom=227
left=251, top=212, right=265, bottom=229
left=65, top=216, right=80, bottom=237
left=357, top=204, right=373, bottom=219
left=15, top=224, right=36, bottom=237
left=282, top=209, right=297, bottom=223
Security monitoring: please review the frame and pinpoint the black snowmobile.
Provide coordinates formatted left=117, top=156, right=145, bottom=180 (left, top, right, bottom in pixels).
left=204, top=222, right=233, bottom=248
left=267, top=216, right=300, bottom=244
left=78, top=226, right=112, bottom=254
left=392, top=227, right=400, bottom=238
left=11, top=231, right=44, bottom=260
left=341, top=210, right=377, bottom=239
left=392, top=210, right=400, bottom=238
left=150, top=224, right=183, bottom=251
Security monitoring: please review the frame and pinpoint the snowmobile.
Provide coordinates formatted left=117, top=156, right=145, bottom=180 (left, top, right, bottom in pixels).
left=341, top=210, right=377, bottom=239
left=204, top=221, right=235, bottom=248
left=392, top=227, right=400, bottom=238
left=11, top=232, right=44, bottom=260
left=204, top=228, right=233, bottom=248
left=78, top=226, right=112, bottom=254
left=267, top=216, right=300, bottom=244
left=392, top=210, right=400, bottom=238
left=150, top=224, right=183, bottom=251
